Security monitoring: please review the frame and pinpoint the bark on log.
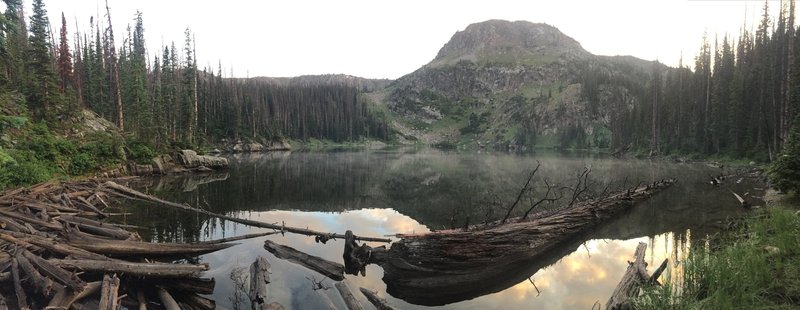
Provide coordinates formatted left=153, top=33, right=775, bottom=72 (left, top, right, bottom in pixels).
left=65, top=230, right=235, bottom=256
left=334, top=282, right=364, bottom=310
left=15, top=252, right=56, bottom=296
left=343, top=230, right=387, bottom=276
left=359, top=287, right=398, bottom=310
left=0, top=230, right=110, bottom=260
left=21, top=250, right=86, bottom=291
left=49, top=259, right=208, bottom=278
left=138, top=278, right=216, bottom=295
left=200, top=231, right=278, bottom=244
left=156, top=287, right=181, bottom=310
left=102, top=181, right=390, bottom=243
left=250, top=256, right=272, bottom=310
left=176, top=293, right=216, bottom=310
left=98, top=274, right=120, bottom=310
left=57, top=214, right=134, bottom=240
left=11, top=259, right=29, bottom=310
left=606, top=242, right=651, bottom=310
left=263, top=240, right=345, bottom=281
left=375, top=179, right=676, bottom=306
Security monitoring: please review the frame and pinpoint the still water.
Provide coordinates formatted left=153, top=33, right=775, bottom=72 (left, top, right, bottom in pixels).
left=122, top=149, right=762, bottom=309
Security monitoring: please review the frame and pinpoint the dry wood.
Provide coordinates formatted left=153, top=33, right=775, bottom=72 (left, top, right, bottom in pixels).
left=606, top=242, right=655, bottom=310
left=22, top=250, right=86, bottom=291
left=0, top=230, right=110, bottom=260
left=65, top=230, right=235, bottom=256
left=49, top=259, right=208, bottom=278
left=11, top=259, right=29, bottom=310
left=141, top=277, right=216, bottom=295
left=99, top=274, right=120, bottom=310
left=103, top=181, right=391, bottom=243
left=250, top=256, right=272, bottom=310
left=62, top=281, right=102, bottom=309
left=0, top=209, right=61, bottom=230
left=200, top=231, right=279, bottom=244
left=263, top=240, right=345, bottom=281
left=156, top=287, right=181, bottom=310
left=57, top=214, right=134, bottom=240
left=334, top=282, right=364, bottom=310
left=649, top=259, right=669, bottom=285
left=15, top=251, right=56, bottom=296
left=359, top=287, right=398, bottom=310
left=176, top=293, right=216, bottom=310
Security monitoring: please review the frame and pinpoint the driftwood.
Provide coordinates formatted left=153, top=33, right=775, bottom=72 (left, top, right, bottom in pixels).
left=606, top=242, right=668, bottom=310
left=98, top=274, right=120, bottom=310
left=157, top=287, right=181, bottom=310
left=0, top=180, right=246, bottom=308
left=351, top=179, right=676, bottom=306
left=65, top=230, right=236, bottom=256
left=50, top=259, right=208, bottom=278
left=263, top=240, right=345, bottom=281
left=334, top=282, right=364, bottom=310
left=250, top=256, right=273, bottom=310
left=359, top=287, right=399, bottom=310
left=102, top=181, right=391, bottom=243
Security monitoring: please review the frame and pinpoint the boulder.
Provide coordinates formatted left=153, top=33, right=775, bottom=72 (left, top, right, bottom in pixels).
left=176, top=149, right=229, bottom=170
left=267, top=140, right=292, bottom=151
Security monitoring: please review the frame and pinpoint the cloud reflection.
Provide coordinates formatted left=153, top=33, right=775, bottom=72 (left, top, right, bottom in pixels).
left=192, top=208, right=690, bottom=310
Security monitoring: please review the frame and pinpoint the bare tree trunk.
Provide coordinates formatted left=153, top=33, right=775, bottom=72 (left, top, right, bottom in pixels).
left=105, top=0, right=124, bottom=131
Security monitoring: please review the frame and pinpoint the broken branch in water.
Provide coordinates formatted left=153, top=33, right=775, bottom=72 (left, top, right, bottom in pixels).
left=502, top=160, right=541, bottom=224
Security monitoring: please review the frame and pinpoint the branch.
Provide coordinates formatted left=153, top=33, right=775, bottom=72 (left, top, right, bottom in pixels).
left=502, top=161, right=540, bottom=224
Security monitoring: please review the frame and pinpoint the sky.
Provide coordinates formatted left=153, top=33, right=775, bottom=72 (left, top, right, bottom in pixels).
left=39, top=0, right=793, bottom=79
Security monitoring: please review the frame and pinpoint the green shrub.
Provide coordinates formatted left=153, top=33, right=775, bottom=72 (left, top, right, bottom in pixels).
left=770, top=117, right=800, bottom=193
left=126, top=140, right=156, bottom=163
left=69, top=152, right=96, bottom=175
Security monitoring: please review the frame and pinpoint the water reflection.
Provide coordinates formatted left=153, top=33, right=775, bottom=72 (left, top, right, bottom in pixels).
left=119, top=149, right=762, bottom=309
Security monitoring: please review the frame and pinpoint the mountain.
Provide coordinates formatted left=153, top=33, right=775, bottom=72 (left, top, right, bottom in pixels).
left=252, top=74, right=393, bottom=92
left=372, top=20, right=668, bottom=149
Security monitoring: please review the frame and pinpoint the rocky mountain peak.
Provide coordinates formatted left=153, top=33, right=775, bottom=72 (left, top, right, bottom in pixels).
left=431, top=20, right=590, bottom=66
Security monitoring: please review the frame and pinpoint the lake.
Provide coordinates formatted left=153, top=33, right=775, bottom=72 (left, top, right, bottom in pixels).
left=121, top=149, right=762, bottom=309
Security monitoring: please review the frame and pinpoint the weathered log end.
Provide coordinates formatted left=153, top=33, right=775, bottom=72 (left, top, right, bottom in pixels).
left=359, top=287, right=399, bottom=310
left=335, top=282, right=364, bottom=310
left=264, top=239, right=345, bottom=281
left=98, top=274, right=120, bottom=310
left=343, top=230, right=388, bottom=276
left=606, top=242, right=668, bottom=310
left=250, top=256, right=273, bottom=310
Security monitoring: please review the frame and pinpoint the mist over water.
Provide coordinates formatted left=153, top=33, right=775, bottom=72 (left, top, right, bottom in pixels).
left=122, top=149, right=761, bottom=309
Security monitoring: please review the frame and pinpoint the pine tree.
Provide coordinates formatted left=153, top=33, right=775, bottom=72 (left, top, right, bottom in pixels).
left=27, top=0, right=61, bottom=120
left=57, top=13, right=73, bottom=93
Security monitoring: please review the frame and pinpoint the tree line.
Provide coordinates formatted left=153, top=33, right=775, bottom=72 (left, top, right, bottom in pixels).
left=0, top=0, right=389, bottom=149
left=601, top=0, right=799, bottom=161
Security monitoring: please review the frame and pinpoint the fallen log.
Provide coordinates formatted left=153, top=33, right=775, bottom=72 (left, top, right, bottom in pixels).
left=65, top=230, right=236, bottom=256
left=49, top=259, right=208, bottom=278
left=11, top=259, right=29, bottom=310
left=15, top=252, right=56, bottom=297
left=263, top=240, right=345, bottom=281
left=103, top=181, right=391, bottom=243
left=359, top=287, right=398, bottom=310
left=176, top=293, right=216, bottom=310
left=369, top=179, right=676, bottom=306
left=156, top=287, right=181, bottom=310
left=334, top=282, right=364, bottom=310
left=21, top=250, right=86, bottom=291
left=606, top=242, right=667, bottom=310
left=98, top=274, right=120, bottom=310
left=137, top=278, right=216, bottom=295
left=56, top=214, right=136, bottom=240
left=0, top=230, right=110, bottom=260
left=199, top=231, right=279, bottom=244
left=250, top=256, right=272, bottom=310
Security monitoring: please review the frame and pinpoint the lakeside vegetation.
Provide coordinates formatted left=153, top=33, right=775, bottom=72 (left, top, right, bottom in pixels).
left=636, top=203, right=800, bottom=309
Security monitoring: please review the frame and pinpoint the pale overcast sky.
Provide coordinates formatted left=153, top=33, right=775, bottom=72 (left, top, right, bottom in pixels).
left=40, top=0, right=789, bottom=79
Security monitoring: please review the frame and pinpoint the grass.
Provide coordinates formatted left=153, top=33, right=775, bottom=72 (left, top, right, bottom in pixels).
left=635, top=204, right=800, bottom=309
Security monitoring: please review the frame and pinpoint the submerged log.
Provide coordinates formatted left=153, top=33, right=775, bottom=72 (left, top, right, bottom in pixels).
left=156, top=287, right=181, bottom=310
left=359, top=287, right=398, bottom=310
left=250, top=256, right=272, bottom=310
left=334, top=282, right=364, bottom=310
left=373, top=179, right=676, bottom=306
left=263, top=240, right=345, bottom=281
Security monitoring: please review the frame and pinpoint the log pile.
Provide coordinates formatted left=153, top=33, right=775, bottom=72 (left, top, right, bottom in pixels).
left=0, top=181, right=235, bottom=309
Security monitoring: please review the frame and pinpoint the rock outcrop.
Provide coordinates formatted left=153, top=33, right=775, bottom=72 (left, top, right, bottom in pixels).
left=226, top=140, right=291, bottom=153
left=129, top=150, right=229, bottom=176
